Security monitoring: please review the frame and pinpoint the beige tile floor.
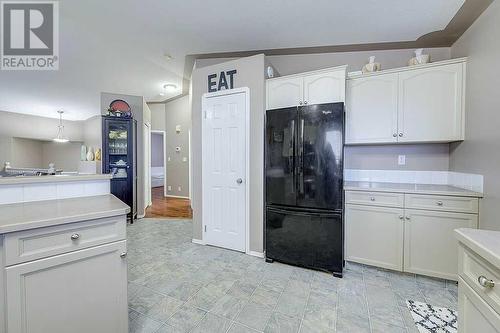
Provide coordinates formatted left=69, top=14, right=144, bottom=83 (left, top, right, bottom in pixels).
left=127, top=219, right=458, bottom=333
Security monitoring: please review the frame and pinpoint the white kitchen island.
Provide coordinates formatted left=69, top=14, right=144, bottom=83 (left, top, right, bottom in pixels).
left=0, top=174, right=130, bottom=333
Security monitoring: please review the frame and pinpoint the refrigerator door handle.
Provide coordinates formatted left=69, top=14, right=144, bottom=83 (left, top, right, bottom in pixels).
left=290, top=119, right=295, bottom=193
left=298, top=118, right=305, bottom=194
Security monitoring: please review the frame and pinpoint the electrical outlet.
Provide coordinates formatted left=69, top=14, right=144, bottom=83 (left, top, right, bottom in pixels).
left=167, top=156, right=171, bottom=162
left=178, top=186, right=182, bottom=192
left=398, top=155, right=406, bottom=166
left=167, top=185, right=172, bottom=191
left=182, top=157, right=187, bottom=162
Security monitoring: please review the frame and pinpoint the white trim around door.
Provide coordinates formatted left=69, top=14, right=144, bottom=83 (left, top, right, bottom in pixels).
left=151, top=130, right=167, bottom=196
left=201, top=87, right=250, bottom=255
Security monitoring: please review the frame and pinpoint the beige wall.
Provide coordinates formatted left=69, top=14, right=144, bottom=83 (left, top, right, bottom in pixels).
left=192, top=54, right=266, bottom=252
left=149, top=104, right=166, bottom=131
left=450, top=1, right=499, bottom=231
left=42, top=142, right=82, bottom=171
left=0, top=110, right=84, bottom=142
left=11, top=138, right=43, bottom=168
left=345, top=144, right=450, bottom=171
left=266, top=47, right=451, bottom=76
left=165, top=95, right=191, bottom=198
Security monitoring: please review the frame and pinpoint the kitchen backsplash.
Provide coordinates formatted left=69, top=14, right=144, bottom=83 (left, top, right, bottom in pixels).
left=344, top=169, right=483, bottom=193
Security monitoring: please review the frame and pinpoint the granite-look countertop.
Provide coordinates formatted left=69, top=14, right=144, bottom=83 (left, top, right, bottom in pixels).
left=0, top=174, right=112, bottom=186
left=344, top=181, right=483, bottom=198
left=0, top=194, right=130, bottom=234
left=455, top=228, right=500, bottom=268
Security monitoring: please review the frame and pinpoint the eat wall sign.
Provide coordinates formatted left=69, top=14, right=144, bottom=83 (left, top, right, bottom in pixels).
left=208, top=70, right=237, bottom=92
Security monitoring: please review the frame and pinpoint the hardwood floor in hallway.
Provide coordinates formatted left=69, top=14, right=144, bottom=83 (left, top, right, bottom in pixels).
left=145, top=186, right=192, bottom=219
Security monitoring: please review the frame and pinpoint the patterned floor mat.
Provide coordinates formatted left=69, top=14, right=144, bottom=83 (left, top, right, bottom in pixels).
left=406, top=300, right=458, bottom=333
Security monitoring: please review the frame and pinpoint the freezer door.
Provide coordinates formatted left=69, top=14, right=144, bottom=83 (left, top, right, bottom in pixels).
left=297, top=103, right=344, bottom=210
left=265, top=206, right=343, bottom=274
left=266, top=108, right=298, bottom=207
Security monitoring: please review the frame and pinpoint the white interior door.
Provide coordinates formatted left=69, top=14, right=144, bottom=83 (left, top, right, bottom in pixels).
left=202, top=89, right=247, bottom=252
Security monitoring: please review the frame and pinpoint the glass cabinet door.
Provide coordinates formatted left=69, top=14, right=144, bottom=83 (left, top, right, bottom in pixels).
left=106, top=121, right=130, bottom=179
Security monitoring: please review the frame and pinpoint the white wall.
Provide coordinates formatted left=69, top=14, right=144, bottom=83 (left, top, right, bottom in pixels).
left=449, top=1, right=500, bottom=231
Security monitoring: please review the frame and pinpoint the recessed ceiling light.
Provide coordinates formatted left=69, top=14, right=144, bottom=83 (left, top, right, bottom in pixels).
left=163, top=83, right=177, bottom=92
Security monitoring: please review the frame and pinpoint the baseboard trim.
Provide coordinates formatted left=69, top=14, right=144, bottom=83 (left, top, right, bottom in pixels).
left=248, top=251, right=265, bottom=258
left=137, top=214, right=145, bottom=219
left=166, top=195, right=190, bottom=199
left=192, top=238, right=205, bottom=245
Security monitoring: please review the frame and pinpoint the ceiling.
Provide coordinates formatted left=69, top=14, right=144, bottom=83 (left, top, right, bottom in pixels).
left=0, top=0, right=466, bottom=120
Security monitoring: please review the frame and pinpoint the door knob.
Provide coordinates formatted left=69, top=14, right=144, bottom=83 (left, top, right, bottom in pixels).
left=236, top=178, right=243, bottom=184
left=120, top=252, right=127, bottom=259
left=71, top=233, right=80, bottom=240
left=478, top=275, right=495, bottom=288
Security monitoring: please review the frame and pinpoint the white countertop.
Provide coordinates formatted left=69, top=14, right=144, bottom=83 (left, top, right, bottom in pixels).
left=344, top=181, right=483, bottom=198
left=0, top=173, right=111, bottom=186
left=0, top=194, right=130, bottom=234
left=455, top=228, right=500, bottom=268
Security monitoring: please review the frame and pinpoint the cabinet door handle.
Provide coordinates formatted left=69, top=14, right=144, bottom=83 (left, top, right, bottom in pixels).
left=478, top=275, right=495, bottom=288
left=399, top=133, right=403, bottom=137
left=399, top=215, right=404, bottom=220
left=393, top=133, right=397, bottom=138
left=120, top=252, right=127, bottom=259
left=304, top=101, right=308, bottom=105
left=71, top=233, right=80, bottom=240
left=437, top=201, right=443, bottom=206
left=299, top=101, right=303, bottom=105
left=405, top=216, right=411, bottom=221
left=370, top=197, right=375, bottom=201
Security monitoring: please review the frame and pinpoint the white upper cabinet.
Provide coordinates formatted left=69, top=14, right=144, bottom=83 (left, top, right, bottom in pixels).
left=266, top=76, right=303, bottom=109
left=346, top=73, right=398, bottom=144
left=398, top=62, right=464, bottom=142
left=266, top=66, right=346, bottom=110
left=303, top=71, right=345, bottom=106
left=346, top=58, right=466, bottom=145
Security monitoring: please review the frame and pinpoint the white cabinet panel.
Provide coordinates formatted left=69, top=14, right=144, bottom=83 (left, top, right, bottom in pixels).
left=459, top=278, right=500, bottom=333
left=303, top=70, right=345, bottom=105
left=266, top=76, right=303, bottom=110
left=404, top=209, right=477, bottom=280
left=346, top=74, right=398, bottom=144
left=398, top=63, right=464, bottom=142
left=6, top=241, right=128, bottom=333
left=346, top=204, right=404, bottom=271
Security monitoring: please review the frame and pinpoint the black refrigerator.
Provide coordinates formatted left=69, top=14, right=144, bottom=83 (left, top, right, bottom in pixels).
left=102, top=116, right=137, bottom=221
left=265, top=102, right=344, bottom=277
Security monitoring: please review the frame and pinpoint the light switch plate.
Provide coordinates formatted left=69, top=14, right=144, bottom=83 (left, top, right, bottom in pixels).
left=182, top=157, right=187, bottom=162
left=398, top=155, right=406, bottom=166
left=178, top=186, right=182, bottom=192
left=167, top=186, right=172, bottom=191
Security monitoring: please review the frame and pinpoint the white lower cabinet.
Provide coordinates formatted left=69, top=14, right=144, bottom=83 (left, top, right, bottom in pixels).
left=346, top=205, right=404, bottom=271
left=5, top=240, right=128, bottom=333
left=403, top=210, right=477, bottom=280
left=345, top=190, right=480, bottom=280
left=459, top=280, right=500, bottom=333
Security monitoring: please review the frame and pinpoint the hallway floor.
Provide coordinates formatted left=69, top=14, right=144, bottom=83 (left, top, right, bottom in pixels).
left=145, top=187, right=192, bottom=219
left=127, top=219, right=458, bottom=333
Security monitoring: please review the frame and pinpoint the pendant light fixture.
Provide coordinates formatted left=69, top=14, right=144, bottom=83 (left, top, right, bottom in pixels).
left=53, top=110, right=69, bottom=143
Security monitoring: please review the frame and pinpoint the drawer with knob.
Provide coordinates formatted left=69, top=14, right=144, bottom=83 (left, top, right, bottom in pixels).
left=459, top=245, right=500, bottom=314
left=345, top=191, right=404, bottom=208
left=405, top=194, right=479, bottom=214
left=4, top=216, right=126, bottom=266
